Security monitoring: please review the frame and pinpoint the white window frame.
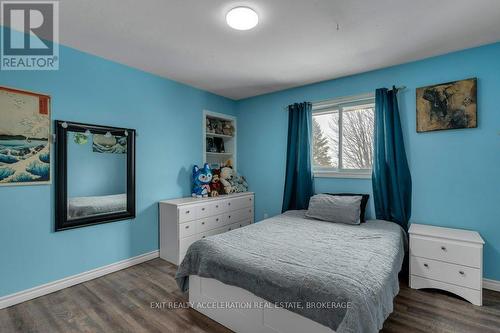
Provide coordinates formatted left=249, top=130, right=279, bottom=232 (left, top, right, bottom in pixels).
left=312, top=92, right=375, bottom=179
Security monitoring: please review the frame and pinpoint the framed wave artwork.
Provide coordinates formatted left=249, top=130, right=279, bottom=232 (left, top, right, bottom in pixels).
left=0, top=86, right=51, bottom=186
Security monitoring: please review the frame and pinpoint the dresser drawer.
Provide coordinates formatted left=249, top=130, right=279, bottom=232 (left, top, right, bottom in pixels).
left=178, top=206, right=198, bottom=223
left=411, top=256, right=481, bottom=290
left=179, top=219, right=197, bottom=238
left=200, top=227, right=225, bottom=239
left=229, top=220, right=252, bottom=230
left=179, top=234, right=201, bottom=262
left=235, top=219, right=252, bottom=228
left=209, top=201, right=224, bottom=216
left=197, top=216, right=219, bottom=233
left=223, top=195, right=253, bottom=211
left=224, top=222, right=240, bottom=233
left=203, top=213, right=228, bottom=229
left=225, top=207, right=253, bottom=224
left=232, top=195, right=254, bottom=210
left=198, top=203, right=213, bottom=218
left=410, top=235, right=481, bottom=268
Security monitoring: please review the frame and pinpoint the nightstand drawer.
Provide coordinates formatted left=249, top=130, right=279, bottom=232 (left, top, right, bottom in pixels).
left=410, top=235, right=481, bottom=268
left=411, top=256, right=481, bottom=290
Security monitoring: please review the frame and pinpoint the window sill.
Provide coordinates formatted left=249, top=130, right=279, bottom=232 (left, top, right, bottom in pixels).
left=313, top=171, right=372, bottom=179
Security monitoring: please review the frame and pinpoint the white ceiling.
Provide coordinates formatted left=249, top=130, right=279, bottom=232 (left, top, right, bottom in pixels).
left=58, top=0, right=500, bottom=99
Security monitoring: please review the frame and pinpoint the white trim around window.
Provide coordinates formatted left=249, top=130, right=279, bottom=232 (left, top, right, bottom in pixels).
left=312, top=92, right=375, bottom=179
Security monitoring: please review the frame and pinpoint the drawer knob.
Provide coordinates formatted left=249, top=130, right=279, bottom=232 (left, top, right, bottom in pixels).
left=202, top=222, right=205, bottom=225
left=441, top=246, right=447, bottom=251
left=228, top=215, right=231, bottom=219
left=228, top=202, right=231, bottom=206
left=216, top=205, right=219, bottom=208
left=459, top=271, right=465, bottom=275
left=186, top=210, right=190, bottom=214
left=202, top=236, right=206, bottom=239
left=423, top=263, right=429, bottom=268
left=216, top=218, right=219, bottom=222
left=202, top=208, right=205, bottom=211
left=185, top=225, right=189, bottom=229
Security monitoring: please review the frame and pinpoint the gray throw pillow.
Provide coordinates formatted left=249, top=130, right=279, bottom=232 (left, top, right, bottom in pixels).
left=306, top=194, right=362, bottom=225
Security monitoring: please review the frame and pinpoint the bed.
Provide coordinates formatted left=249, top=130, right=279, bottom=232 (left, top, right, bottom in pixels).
left=67, top=193, right=127, bottom=219
left=176, top=210, right=406, bottom=333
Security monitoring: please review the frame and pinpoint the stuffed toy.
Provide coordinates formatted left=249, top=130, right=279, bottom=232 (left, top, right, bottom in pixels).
left=231, top=174, right=249, bottom=193
left=206, top=118, right=214, bottom=133
left=219, top=166, right=234, bottom=194
left=192, top=163, right=212, bottom=198
left=210, top=170, right=222, bottom=197
left=222, top=121, right=234, bottom=136
left=212, top=119, right=223, bottom=134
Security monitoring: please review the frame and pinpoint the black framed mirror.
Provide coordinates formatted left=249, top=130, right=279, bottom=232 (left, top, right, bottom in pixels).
left=55, top=121, right=136, bottom=231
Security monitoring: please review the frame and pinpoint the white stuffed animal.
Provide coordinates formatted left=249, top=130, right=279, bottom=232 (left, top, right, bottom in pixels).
left=219, top=166, right=234, bottom=194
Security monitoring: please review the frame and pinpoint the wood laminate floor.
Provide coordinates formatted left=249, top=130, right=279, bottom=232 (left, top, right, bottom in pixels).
left=1, top=258, right=499, bottom=333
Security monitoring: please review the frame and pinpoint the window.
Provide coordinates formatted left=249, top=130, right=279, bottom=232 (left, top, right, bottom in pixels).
left=312, top=93, right=375, bottom=178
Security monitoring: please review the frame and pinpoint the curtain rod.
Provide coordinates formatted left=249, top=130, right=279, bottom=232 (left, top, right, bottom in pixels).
left=285, top=86, right=407, bottom=111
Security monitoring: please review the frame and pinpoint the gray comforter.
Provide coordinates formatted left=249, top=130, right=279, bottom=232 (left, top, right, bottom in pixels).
left=176, top=210, right=406, bottom=333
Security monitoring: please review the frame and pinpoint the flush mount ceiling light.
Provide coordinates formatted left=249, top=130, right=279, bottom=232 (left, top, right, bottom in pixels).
left=226, top=7, right=258, bottom=30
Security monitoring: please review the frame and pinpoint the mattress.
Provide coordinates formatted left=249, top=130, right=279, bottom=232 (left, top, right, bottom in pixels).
left=176, top=210, right=407, bottom=333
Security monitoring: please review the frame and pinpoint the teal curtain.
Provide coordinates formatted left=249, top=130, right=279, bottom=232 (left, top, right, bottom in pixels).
left=282, top=102, right=313, bottom=212
left=372, top=88, right=412, bottom=229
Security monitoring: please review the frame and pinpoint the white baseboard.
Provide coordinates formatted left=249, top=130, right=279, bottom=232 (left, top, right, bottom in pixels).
left=0, top=250, right=159, bottom=310
left=483, top=278, right=500, bottom=292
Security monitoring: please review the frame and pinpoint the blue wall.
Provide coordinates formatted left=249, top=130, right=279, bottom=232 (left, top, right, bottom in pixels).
left=1, top=33, right=499, bottom=298
left=67, top=136, right=126, bottom=197
left=0, top=44, right=236, bottom=297
left=236, top=42, right=500, bottom=281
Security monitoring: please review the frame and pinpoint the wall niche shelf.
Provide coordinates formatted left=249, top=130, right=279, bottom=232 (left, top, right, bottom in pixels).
left=203, top=110, right=237, bottom=171
left=206, top=152, right=233, bottom=156
left=206, top=133, right=233, bottom=139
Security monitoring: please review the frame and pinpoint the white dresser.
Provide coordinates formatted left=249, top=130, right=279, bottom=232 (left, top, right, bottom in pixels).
left=159, top=192, right=254, bottom=265
left=409, top=223, right=484, bottom=306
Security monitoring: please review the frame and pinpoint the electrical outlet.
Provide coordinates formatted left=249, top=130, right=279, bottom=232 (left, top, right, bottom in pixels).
left=263, top=213, right=269, bottom=219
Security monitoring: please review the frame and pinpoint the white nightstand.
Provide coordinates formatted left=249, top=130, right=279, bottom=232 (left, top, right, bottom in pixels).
left=409, top=223, right=484, bottom=306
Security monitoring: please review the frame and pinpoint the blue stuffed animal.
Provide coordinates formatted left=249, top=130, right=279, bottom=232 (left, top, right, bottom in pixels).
left=192, top=163, right=213, bottom=198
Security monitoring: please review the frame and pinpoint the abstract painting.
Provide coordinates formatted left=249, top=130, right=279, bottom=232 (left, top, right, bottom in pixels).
left=416, top=78, right=477, bottom=132
left=92, top=134, right=127, bottom=154
left=0, top=86, right=51, bottom=185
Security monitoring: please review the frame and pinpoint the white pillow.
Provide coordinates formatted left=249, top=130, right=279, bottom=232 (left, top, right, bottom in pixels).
left=306, top=194, right=362, bottom=225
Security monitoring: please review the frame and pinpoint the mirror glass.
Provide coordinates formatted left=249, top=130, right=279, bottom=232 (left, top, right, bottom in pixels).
left=66, top=130, right=128, bottom=220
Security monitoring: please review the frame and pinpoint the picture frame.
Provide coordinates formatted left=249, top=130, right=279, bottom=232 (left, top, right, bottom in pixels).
left=416, top=78, right=477, bottom=132
left=0, top=86, right=51, bottom=186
